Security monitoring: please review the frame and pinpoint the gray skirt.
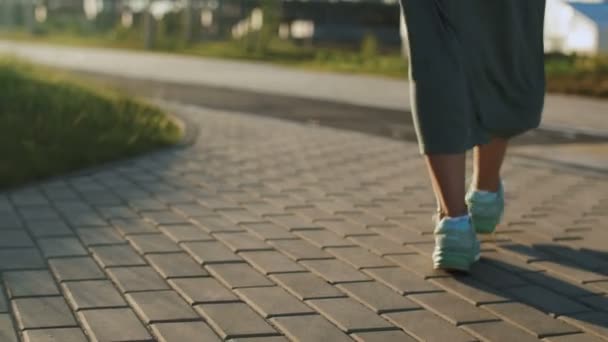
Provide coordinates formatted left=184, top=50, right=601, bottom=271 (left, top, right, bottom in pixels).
left=400, top=0, right=546, bottom=154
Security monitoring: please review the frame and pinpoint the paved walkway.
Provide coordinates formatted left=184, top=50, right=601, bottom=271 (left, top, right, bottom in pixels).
left=2, top=40, right=608, bottom=135
left=1, top=103, right=607, bottom=341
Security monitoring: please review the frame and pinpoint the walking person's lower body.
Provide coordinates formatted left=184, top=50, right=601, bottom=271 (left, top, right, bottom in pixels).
left=400, top=0, right=546, bottom=271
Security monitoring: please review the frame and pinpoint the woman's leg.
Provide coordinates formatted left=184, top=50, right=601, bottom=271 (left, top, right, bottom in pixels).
left=473, top=137, right=508, bottom=192
left=425, top=154, right=467, bottom=218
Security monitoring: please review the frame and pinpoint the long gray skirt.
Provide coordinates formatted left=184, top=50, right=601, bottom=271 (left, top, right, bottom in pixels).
left=400, top=0, right=546, bottom=154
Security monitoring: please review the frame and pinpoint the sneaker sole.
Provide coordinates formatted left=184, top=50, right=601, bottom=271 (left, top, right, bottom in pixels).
left=433, top=251, right=480, bottom=272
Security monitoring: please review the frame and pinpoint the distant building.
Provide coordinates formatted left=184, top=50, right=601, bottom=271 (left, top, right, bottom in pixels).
left=545, top=0, right=608, bottom=55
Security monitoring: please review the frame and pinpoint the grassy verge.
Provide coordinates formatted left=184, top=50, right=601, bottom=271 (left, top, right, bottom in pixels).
left=0, top=57, right=181, bottom=189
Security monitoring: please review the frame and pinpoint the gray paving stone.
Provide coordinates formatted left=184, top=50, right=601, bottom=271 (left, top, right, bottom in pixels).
left=160, top=224, right=214, bottom=243
left=352, top=330, right=417, bottom=342
left=218, top=209, right=265, bottom=224
left=170, top=203, right=216, bottom=218
left=64, top=213, right=107, bottom=227
left=409, top=292, right=500, bottom=325
left=384, top=310, right=476, bottom=342
left=317, top=219, right=373, bottom=237
left=195, top=303, right=279, bottom=339
left=193, top=216, right=244, bottom=233
left=270, top=272, right=346, bottom=300
left=0, top=249, right=45, bottom=271
left=271, top=315, right=352, bottom=342
left=326, top=247, right=394, bottom=269
left=96, top=206, right=139, bottom=220
left=235, top=286, right=315, bottom=318
left=560, top=312, right=608, bottom=339
left=26, top=219, right=73, bottom=238
left=506, top=285, right=591, bottom=316
left=90, top=245, right=146, bottom=268
left=76, top=227, right=125, bottom=246
left=0, top=285, right=7, bottom=313
left=126, top=233, right=182, bottom=254
left=0, top=230, right=34, bottom=248
left=23, top=328, right=87, bottom=342
left=182, top=241, right=243, bottom=265
left=533, top=261, right=608, bottom=284
left=295, top=229, right=356, bottom=248
left=267, top=214, right=322, bottom=231
left=306, top=297, right=395, bottom=333
left=301, top=259, right=370, bottom=284
left=206, top=263, right=273, bottom=289
left=241, top=222, right=295, bottom=240
left=430, top=276, right=511, bottom=306
left=126, top=290, right=199, bottom=324
left=461, top=321, right=540, bottom=342
left=12, top=297, right=77, bottom=330
left=147, top=253, right=208, bottom=278
left=372, top=226, right=433, bottom=244
left=62, top=280, right=126, bottom=310
left=152, top=321, right=221, bottom=342
left=214, top=232, right=273, bottom=252
left=37, top=238, right=88, bottom=258
left=577, top=295, right=608, bottom=312
left=240, top=251, right=306, bottom=274
left=111, top=218, right=158, bottom=236
left=289, top=207, right=336, bottom=222
left=0, top=213, right=22, bottom=230
left=0, top=314, right=18, bottom=342
left=269, top=239, right=333, bottom=261
left=107, top=266, right=170, bottom=293
left=469, top=261, right=529, bottom=289
left=337, top=281, right=420, bottom=314
left=482, top=302, right=581, bottom=338
left=170, top=277, right=239, bottom=304
left=142, top=210, right=190, bottom=226
left=349, top=234, right=413, bottom=256
left=519, top=271, right=597, bottom=297
left=79, top=308, right=153, bottom=342
left=228, top=337, right=289, bottom=342
left=3, top=271, right=60, bottom=298
left=387, top=254, right=452, bottom=279
left=363, top=267, right=441, bottom=295
left=48, top=257, right=105, bottom=282
left=19, top=206, right=61, bottom=221
left=544, top=333, right=608, bottom=342
left=128, top=199, right=167, bottom=212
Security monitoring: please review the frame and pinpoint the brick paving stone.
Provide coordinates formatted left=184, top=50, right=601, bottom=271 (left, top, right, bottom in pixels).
left=96, top=206, right=139, bottom=220
left=207, top=263, right=274, bottom=289
left=126, top=233, right=182, bottom=254
left=241, top=222, right=295, bottom=240
left=372, top=226, right=433, bottom=244
left=296, top=229, right=357, bottom=248
left=520, top=271, right=598, bottom=297
left=170, top=277, right=239, bottom=304
left=315, top=219, right=372, bottom=237
left=240, top=201, right=283, bottom=217
left=384, top=310, right=476, bottom=342
left=533, top=261, right=608, bottom=284
left=0, top=230, right=34, bottom=248
left=90, top=245, right=146, bottom=268
left=182, top=241, right=243, bottom=265
left=469, top=261, right=529, bottom=289
left=193, top=216, right=245, bottom=233
left=270, top=273, right=346, bottom=300
left=228, top=337, right=289, bottom=342
left=461, top=321, right=540, bottom=342
left=240, top=251, right=306, bottom=274
left=288, top=206, right=336, bottom=222
left=560, top=312, right=608, bottom=339
left=269, top=239, right=333, bottom=261
left=48, top=257, right=105, bottom=282
left=338, top=211, right=390, bottom=227
left=23, top=328, right=87, bottom=342
left=577, top=295, right=608, bottom=312
left=12, top=297, right=77, bottom=330
left=0, top=213, right=22, bottom=230
left=198, top=196, right=240, bottom=211
left=18, top=206, right=60, bottom=221
left=337, top=281, right=420, bottom=314
left=0, top=249, right=45, bottom=271
left=349, top=235, right=414, bottom=256
left=62, top=280, right=126, bottom=311
left=588, top=281, right=608, bottom=293
left=0, top=314, right=18, bottom=342
left=195, top=303, right=279, bottom=339
left=430, top=277, right=511, bottom=306
left=218, top=209, right=265, bottom=225
left=0, top=285, right=7, bottom=312
left=160, top=224, right=214, bottom=243
left=544, top=333, right=608, bottom=342
left=482, top=302, right=581, bottom=338
left=170, top=203, right=216, bottom=218
left=326, top=247, right=394, bottom=269
left=352, top=330, right=417, bottom=342
left=79, top=308, right=153, bottom=342
left=152, top=321, right=221, bottom=342
left=37, top=238, right=88, bottom=258
left=3, top=271, right=60, bottom=298
left=363, top=267, right=442, bottom=295
left=64, top=213, right=107, bottom=227
left=142, top=210, right=190, bottom=226
left=26, top=220, right=73, bottom=238
left=76, top=227, right=124, bottom=246
left=107, top=266, right=169, bottom=293
left=271, top=315, right=352, bottom=342
left=111, top=218, right=158, bottom=236
left=506, top=285, right=591, bottom=316
left=146, top=253, right=208, bottom=278
left=306, top=297, right=395, bottom=333
left=213, top=232, right=272, bottom=252
left=301, top=259, right=370, bottom=284
left=409, top=292, right=500, bottom=325
left=387, top=254, right=452, bottom=279
left=126, top=290, right=199, bottom=324
left=266, top=214, right=322, bottom=231
left=235, top=286, right=315, bottom=318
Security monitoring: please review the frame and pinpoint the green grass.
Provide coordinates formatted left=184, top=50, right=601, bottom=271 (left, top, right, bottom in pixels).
left=0, top=57, right=181, bottom=189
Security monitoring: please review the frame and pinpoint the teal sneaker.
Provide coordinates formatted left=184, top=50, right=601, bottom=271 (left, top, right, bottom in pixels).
left=432, top=216, right=480, bottom=272
left=466, top=181, right=505, bottom=235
